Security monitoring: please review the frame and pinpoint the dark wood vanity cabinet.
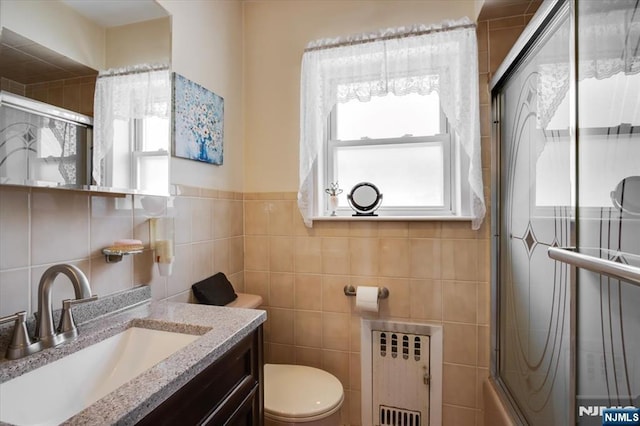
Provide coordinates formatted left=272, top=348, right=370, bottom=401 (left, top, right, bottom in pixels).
left=138, top=326, right=263, bottom=426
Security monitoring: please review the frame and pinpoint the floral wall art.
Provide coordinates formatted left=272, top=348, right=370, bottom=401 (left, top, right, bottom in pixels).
left=172, top=73, right=224, bottom=165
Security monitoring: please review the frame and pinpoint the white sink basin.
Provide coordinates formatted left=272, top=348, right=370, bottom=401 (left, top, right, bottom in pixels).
left=0, top=327, right=199, bottom=425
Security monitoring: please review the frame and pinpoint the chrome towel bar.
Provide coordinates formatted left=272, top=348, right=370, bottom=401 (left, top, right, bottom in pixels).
left=547, top=247, right=640, bottom=287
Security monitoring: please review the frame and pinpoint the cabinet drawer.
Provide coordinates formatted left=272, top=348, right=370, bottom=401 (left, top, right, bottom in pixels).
left=138, top=326, right=263, bottom=425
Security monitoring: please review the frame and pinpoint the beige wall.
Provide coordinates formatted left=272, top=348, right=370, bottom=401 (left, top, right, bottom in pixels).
left=243, top=0, right=480, bottom=192
left=241, top=1, right=494, bottom=424
left=0, top=0, right=105, bottom=70
left=105, top=17, right=171, bottom=69
left=158, top=0, right=245, bottom=192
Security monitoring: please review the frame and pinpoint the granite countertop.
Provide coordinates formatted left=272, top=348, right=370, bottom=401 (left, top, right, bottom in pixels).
left=0, top=293, right=266, bottom=425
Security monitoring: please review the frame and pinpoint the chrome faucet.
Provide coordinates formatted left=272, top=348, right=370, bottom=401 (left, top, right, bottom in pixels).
left=35, top=264, right=96, bottom=347
left=0, top=264, right=97, bottom=360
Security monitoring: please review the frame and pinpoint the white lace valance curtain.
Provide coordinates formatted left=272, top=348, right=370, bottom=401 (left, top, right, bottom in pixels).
left=298, top=18, right=485, bottom=229
left=93, top=64, right=171, bottom=185
left=538, top=2, right=640, bottom=129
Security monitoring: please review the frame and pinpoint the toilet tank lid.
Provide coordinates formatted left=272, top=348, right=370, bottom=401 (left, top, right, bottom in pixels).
left=264, top=364, right=344, bottom=419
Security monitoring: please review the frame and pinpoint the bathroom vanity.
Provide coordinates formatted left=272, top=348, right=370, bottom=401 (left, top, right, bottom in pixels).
left=0, top=287, right=266, bottom=425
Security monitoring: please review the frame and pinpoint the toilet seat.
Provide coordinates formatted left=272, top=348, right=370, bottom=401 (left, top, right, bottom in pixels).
left=264, top=364, right=344, bottom=422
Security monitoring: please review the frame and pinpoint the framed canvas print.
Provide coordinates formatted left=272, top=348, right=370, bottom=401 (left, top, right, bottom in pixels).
left=172, top=73, right=224, bottom=165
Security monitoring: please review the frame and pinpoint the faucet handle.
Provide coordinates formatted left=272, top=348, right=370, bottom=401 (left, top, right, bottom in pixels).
left=58, top=295, right=98, bottom=334
left=1, top=311, right=34, bottom=360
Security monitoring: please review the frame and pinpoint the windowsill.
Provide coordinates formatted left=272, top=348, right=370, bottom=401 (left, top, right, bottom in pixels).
left=312, top=215, right=474, bottom=222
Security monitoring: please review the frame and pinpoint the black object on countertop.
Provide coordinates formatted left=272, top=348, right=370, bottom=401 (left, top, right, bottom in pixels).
left=192, top=272, right=238, bottom=306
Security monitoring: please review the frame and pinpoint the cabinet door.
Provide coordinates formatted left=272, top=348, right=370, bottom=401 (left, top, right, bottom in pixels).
left=137, top=326, right=263, bottom=426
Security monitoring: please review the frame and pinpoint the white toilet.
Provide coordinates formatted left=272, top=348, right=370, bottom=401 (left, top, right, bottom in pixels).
left=229, top=294, right=344, bottom=425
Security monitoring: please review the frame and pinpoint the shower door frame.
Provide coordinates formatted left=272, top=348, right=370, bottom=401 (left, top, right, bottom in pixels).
left=489, top=0, right=577, bottom=424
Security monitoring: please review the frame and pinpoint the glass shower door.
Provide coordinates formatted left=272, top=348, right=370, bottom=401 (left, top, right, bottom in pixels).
left=495, top=3, right=574, bottom=424
left=574, top=1, right=640, bottom=424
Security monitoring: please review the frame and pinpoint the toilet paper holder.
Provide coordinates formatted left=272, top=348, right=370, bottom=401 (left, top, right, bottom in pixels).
left=343, top=285, right=389, bottom=299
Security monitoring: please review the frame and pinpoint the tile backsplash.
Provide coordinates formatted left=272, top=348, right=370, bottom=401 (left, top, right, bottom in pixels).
left=0, top=185, right=244, bottom=318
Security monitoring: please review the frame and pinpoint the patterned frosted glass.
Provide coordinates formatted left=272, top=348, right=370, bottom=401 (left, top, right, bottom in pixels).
left=497, top=9, right=573, bottom=425
left=576, top=0, right=640, bottom=416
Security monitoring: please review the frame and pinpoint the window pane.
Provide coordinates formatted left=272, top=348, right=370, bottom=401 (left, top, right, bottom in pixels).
left=142, top=116, right=170, bottom=151
left=335, top=143, right=444, bottom=207
left=336, top=92, right=441, bottom=140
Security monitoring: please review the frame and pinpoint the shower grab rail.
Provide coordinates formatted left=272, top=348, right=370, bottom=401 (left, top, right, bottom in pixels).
left=548, top=247, right=640, bottom=287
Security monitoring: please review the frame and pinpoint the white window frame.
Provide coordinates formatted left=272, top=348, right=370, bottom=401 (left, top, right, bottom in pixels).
left=324, top=103, right=458, bottom=217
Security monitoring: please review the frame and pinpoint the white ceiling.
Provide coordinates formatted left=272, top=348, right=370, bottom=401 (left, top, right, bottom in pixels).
left=60, top=0, right=169, bottom=28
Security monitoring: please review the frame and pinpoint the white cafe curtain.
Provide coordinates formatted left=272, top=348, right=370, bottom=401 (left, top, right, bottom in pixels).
left=298, top=18, right=485, bottom=229
left=93, top=64, right=170, bottom=186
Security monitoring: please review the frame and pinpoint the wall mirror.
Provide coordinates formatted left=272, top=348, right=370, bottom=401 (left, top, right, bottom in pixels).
left=347, top=182, right=383, bottom=216
left=0, top=0, right=172, bottom=196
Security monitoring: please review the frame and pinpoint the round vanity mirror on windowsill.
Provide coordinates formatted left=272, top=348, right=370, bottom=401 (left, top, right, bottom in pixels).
left=347, top=182, right=383, bottom=216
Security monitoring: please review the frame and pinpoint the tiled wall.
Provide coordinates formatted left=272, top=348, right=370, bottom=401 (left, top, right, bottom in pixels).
left=243, top=193, right=491, bottom=425
left=0, top=185, right=243, bottom=319
left=1, top=77, right=26, bottom=96
left=25, top=76, right=96, bottom=117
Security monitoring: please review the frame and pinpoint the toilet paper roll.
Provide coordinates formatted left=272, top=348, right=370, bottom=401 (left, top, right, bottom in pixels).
left=355, top=286, right=379, bottom=312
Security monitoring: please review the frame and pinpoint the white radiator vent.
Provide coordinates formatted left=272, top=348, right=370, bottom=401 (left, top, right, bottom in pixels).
left=373, top=331, right=430, bottom=426
left=379, top=405, right=422, bottom=426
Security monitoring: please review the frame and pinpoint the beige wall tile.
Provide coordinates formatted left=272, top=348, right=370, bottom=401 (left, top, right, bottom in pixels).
left=444, top=322, right=478, bottom=366
left=295, top=346, right=323, bottom=368
left=245, top=201, right=269, bottom=235
left=213, top=199, right=231, bottom=238
left=443, top=404, right=478, bottom=426
left=378, top=221, right=409, bottom=237
left=0, top=268, right=30, bottom=317
left=0, top=187, right=30, bottom=270
left=294, top=310, right=322, bottom=348
left=443, top=281, right=478, bottom=324
left=270, top=272, right=294, bottom=308
left=410, top=238, right=441, bottom=279
left=269, top=308, right=294, bottom=344
left=230, top=200, right=244, bottom=237
left=441, top=239, right=478, bottom=282
left=349, top=389, right=362, bottom=426
left=379, top=278, right=410, bottom=318
left=441, top=222, right=479, bottom=239
left=268, top=200, right=294, bottom=236
left=228, top=236, right=244, bottom=274
left=321, top=237, right=350, bottom=275
left=269, top=343, right=296, bottom=364
left=443, top=363, right=477, bottom=408
left=477, top=326, right=490, bottom=368
left=408, top=222, right=441, bottom=238
left=244, top=236, right=269, bottom=271
left=295, top=237, right=322, bottom=273
left=190, top=241, right=215, bottom=283
left=349, top=222, right=378, bottom=237
left=269, top=236, right=294, bottom=272
left=378, top=238, right=410, bottom=278
left=322, top=312, right=350, bottom=351
left=350, top=352, right=361, bottom=391
left=322, top=275, right=351, bottom=313
left=245, top=270, right=270, bottom=306
left=350, top=315, right=361, bottom=352
left=322, top=349, right=350, bottom=389
left=213, top=238, right=229, bottom=275
left=294, top=274, right=322, bottom=311
left=350, top=237, right=379, bottom=277
left=31, top=191, right=89, bottom=265
left=410, top=279, right=442, bottom=321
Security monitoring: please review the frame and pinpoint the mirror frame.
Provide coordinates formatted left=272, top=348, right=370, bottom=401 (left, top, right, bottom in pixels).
left=347, top=182, right=383, bottom=216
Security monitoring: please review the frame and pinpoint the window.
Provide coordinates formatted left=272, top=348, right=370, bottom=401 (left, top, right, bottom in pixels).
left=327, top=92, right=454, bottom=216
left=298, top=19, right=485, bottom=229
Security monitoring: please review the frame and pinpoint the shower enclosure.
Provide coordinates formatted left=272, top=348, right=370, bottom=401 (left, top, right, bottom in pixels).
left=491, top=0, right=640, bottom=425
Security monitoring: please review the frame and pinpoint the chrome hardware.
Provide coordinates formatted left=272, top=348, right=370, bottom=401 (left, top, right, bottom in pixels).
left=548, top=247, right=640, bottom=287
left=0, top=311, right=33, bottom=360
left=343, top=285, right=390, bottom=299
left=1, top=264, right=97, bottom=360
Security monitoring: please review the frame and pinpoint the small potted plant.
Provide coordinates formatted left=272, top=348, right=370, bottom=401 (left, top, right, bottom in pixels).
left=325, top=182, right=343, bottom=216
